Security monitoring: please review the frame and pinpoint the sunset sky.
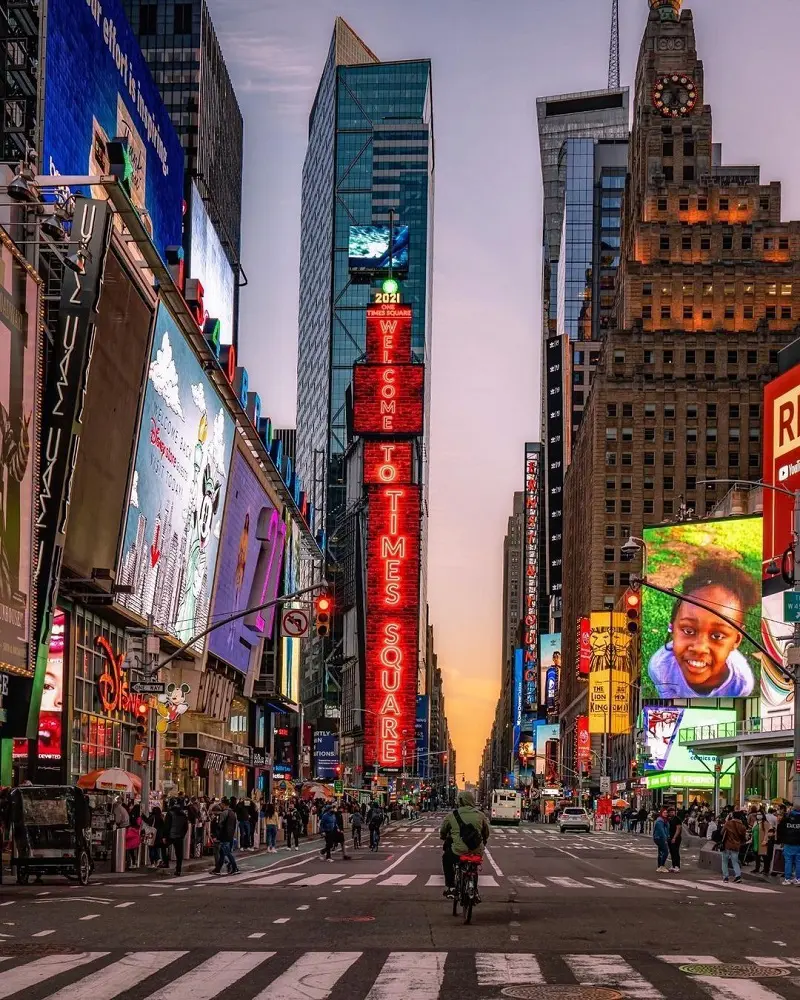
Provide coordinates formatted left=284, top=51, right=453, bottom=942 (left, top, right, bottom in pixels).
left=215, top=0, right=800, bottom=781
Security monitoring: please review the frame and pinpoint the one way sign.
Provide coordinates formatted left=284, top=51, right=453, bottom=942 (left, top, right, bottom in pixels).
left=130, top=681, right=166, bottom=695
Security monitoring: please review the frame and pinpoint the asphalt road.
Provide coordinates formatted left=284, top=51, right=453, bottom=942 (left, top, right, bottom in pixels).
left=0, top=817, right=798, bottom=999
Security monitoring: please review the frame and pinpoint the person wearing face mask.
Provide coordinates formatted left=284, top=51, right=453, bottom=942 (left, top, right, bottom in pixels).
left=751, top=810, right=773, bottom=875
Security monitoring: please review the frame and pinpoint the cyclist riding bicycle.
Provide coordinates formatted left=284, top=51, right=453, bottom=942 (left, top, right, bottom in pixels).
left=367, top=802, right=384, bottom=851
left=439, top=791, right=490, bottom=901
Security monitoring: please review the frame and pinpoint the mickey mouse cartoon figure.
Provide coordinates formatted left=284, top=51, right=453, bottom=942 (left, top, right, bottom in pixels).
left=156, top=683, right=190, bottom=733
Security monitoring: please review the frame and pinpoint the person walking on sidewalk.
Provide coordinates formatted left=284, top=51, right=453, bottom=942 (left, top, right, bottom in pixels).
left=653, top=808, right=670, bottom=872
left=285, top=805, right=301, bottom=851
left=320, top=804, right=338, bottom=861
left=776, top=803, right=800, bottom=885
left=667, top=806, right=682, bottom=872
left=211, top=798, right=240, bottom=875
left=752, top=810, right=773, bottom=875
left=720, top=811, right=748, bottom=883
left=165, top=798, right=189, bottom=877
left=264, top=803, right=279, bottom=853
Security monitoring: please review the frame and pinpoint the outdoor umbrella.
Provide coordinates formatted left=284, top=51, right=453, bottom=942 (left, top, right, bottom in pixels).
left=76, top=768, right=142, bottom=795
left=297, top=782, right=335, bottom=801
left=612, top=799, right=629, bottom=809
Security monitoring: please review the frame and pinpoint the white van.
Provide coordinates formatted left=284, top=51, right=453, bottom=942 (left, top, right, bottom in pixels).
left=489, top=789, right=522, bottom=825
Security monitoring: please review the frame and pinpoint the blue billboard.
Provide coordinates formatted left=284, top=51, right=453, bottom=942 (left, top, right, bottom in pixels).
left=42, top=0, right=184, bottom=263
left=415, top=695, right=429, bottom=778
left=313, top=731, right=339, bottom=780
left=512, top=648, right=523, bottom=762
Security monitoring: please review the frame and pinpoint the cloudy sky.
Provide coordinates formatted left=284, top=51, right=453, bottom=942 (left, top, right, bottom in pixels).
left=210, top=0, right=800, bottom=780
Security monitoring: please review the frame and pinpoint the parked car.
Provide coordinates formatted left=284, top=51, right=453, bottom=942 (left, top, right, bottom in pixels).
left=559, top=807, right=591, bottom=834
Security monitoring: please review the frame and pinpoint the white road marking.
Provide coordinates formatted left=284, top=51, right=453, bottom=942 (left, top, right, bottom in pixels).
left=248, top=873, right=309, bottom=887
left=483, top=849, right=503, bottom=876
left=546, top=877, right=586, bottom=888
left=425, top=875, right=445, bottom=886
left=376, top=833, right=431, bottom=877
left=666, top=879, right=732, bottom=893
left=586, top=878, right=624, bottom=888
left=658, top=956, right=720, bottom=964
left=0, top=952, right=107, bottom=996
left=688, top=976, right=788, bottom=999
left=297, top=905, right=310, bottom=910
left=251, top=951, right=361, bottom=1000
left=748, top=958, right=800, bottom=967
left=719, top=882, right=777, bottom=894
left=0, top=902, right=14, bottom=907
left=31, top=929, right=56, bottom=937
left=249, top=933, right=266, bottom=939
left=565, top=954, right=664, bottom=999
left=148, top=952, right=274, bottom=999
left=336, top=876, right=376, bottom=886
left=365, top=951, right=446, bottom=1000
left=290, top=874, right=342, bottom=887
left=114, top=902, right=135, bottom=908
left=378, top=875, right=416, bottom=886
left=273, top=918, right=291, bottom=924
left=479, top=875, right=500, bottom=887
left=79, top=914, right=100, bottom=921
left=508, top=876, right=545, bottom=888
left=623, top=878, right=683, bottom=892
left=44, top=951, right=186, bottom=1000
left=149, top=893, right=163, bottom=897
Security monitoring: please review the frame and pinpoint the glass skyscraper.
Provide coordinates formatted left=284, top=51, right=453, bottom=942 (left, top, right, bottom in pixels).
left=295, top=18, right=434, bottom=549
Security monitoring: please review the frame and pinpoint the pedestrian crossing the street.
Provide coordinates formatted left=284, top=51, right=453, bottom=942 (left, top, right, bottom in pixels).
left=0, top=950, right=798, bottom=1000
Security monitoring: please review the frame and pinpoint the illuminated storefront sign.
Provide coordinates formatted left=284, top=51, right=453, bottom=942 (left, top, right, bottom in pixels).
left=355, top=303, right=423, bottom=769
left=522, top=444, right=542, bottom=711
left=577, top=616, right=591, bottom=677
left=576, top=715, right=591, bottom=769
left=96, top=636, right=132, bottom=716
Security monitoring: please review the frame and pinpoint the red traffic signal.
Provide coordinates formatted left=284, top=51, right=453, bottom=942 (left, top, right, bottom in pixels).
left=135, top=702, right=149, bottom=742
left=624, top=590, right=641, bottom=635
left=315, top=593, right=333, bottom=637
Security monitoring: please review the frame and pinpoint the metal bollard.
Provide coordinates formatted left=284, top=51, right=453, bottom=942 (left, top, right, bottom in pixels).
left=113, top=828, right=126, bottom=872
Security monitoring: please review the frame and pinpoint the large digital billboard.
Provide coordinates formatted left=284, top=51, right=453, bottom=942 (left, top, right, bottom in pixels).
left=348, top=226, right=409, bottom=274
left=279, top=515, right=303, bottom=704
left=512, top=648, right=523, bottom=764
left=540, top=633, right=561, bottom=713
left=117, top=302, right=235, bottom=651
left=313, top=731, right=338, bottom=780
left=14, top=609, right=65, bottom=762
left=522, top=444, right=542, bottom=710
left=189, top=182, right=236, bottom=346
left=763, top=368, right=800, bottom=724
left=0, top=233, right=41, bottom=677
left=207, top=450, right=285, bottom=673
left=415, top=694, right=429, bottom=777
left=42, top=0, right=184, bottom=264
left=641, top=518, right=761, bottom=700
left=643, top=706, right=735, bottom=788
left=588, top=612, right=631, bottom=735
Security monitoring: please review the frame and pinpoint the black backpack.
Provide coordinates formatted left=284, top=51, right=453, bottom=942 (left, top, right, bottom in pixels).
left=452, top=808, right=482, bottom=851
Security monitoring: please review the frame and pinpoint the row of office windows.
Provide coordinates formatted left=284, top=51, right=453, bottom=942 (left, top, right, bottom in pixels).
left=655, top=232, right=790, bottom=252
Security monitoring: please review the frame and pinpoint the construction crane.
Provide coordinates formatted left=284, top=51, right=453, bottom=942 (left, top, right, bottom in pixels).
left=608, top=0, right=620, bottom=90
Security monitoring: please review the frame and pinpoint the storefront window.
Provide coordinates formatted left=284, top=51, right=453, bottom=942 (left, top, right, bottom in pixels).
left=224, top=763, right=247, bottom=800
left=70, top=608, right=140, bottom=782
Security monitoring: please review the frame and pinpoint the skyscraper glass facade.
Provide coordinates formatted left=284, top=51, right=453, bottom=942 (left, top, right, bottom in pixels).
left=557, top=139, right=595, bottom=342
left=296, top=26, right=433, bottom=552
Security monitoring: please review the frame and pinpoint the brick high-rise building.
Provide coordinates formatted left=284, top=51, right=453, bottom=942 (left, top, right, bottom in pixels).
left=559, top=0, right=800, bottom=782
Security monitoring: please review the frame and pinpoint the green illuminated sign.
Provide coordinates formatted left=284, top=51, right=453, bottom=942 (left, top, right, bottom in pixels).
left=382, top=278, right=399, bottom=295
left=646, top=771, right=732, bottom=790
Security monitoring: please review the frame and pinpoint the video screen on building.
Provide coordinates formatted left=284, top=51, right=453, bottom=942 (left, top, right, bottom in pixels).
left=42, top=0, right=184, bottom=264
left=189, top=182, right=236, bottom=346
left=643, top=706, right=736, bottom=783
left=207, top=450, right=285, bottom=674
left=641, top=517, right=762, bottom=700
left=348, top=226, right=409, bottom=275
left=540, top=633, right=561, bottom=712
left=0, top=234, right=41, bottom=677
left=117, top=301, right=235, bottom=652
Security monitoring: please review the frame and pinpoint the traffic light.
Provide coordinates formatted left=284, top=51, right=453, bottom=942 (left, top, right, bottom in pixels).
left=135, top=702, right=149, bottom=743
left=335, top=764, right=342, bottom=777
left=630, top=757, right=638, bottom=778
left=624, top=590, right=641, bottom=635
left=315, top=593, right=332, bottom=637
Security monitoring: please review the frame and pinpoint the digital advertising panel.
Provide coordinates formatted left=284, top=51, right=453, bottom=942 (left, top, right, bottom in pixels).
left=512, top=648, right=523, bottom=764
left=535, top=721, right=559, bottom=775
left=545, top=334, right=565, bottom=596
left=348, top=226, right=410, bottom=273
left=762, top=366, right=800, bottom=724
left=641, top=518, right=761, bottom=700
left=577, top=616, right=591, bottom=677
left=588, top=612, right=631, bottom=734
left=352, top=365, right=424, bottom=437
left=313, top=731, right=339, bottom=780
left=117, top=302, right=236, bottom=651
left=13, top=609, right=65, bottom=764
left=189, top=182, right=236, bottom=346
left=415, top=694, right=429, bottom=777
left=0, top=231, right=41, bottom=678
left=643, top=706, right=735, bottom=789
left=575, top=715, right=590, bottom=770
left=540, top=633, right=561, bottom=713
left=42, top=0, right=184, bottom=264
left=522, top=444, right=541, bottom=711
left=280, top=515, right=303, bottom=704
left=207, top=450, right=285, bottom=673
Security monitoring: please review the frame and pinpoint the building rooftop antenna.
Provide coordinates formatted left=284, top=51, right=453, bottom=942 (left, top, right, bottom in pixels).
left=608, top=0, right=620, bottom=90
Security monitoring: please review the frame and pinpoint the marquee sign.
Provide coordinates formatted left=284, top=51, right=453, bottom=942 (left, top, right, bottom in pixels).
left=522, top=443, right=542, bottom=713
left=355, top=303, right=423, bottom=769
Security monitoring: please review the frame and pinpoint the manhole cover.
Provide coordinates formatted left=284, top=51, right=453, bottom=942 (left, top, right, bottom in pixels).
left=679, top=964, right=790, bottom=979
left=501, top=989, right=622, bottom=999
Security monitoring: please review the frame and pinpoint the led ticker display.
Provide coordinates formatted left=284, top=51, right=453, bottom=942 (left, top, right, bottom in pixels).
left=522, top=444, right=542, bottom=711
left=366, top=303, right=412, bottom=363
left=577, top=616, right=591, bottom=677
left=363, top=441, right=413, bottom=486
left=353, top=364, right=424, bottom=437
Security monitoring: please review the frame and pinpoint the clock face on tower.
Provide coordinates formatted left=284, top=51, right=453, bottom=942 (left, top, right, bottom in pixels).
left=652, top=74, right=697, bottom=117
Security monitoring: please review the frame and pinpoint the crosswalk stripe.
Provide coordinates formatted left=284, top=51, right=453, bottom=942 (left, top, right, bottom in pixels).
left=586, top=878, right=624, bottom=888
left=546, top=877, right=585, bottom=888
left=658, top=956, right=720, bottom=964
left=509, top=876, right=546, bottom=888
left=475, top=953, right=543, bottom=985
left=666, top=879, right=733, bottom=893
left=248, top=873, right=309, bottom=886
left=0, top=952, right=108, bottom=997
left=718, top=882, right=776, bottom=894
left=289, top=874, right=343, bottom=887
left=337, top=876, right=377, bottom=886
left=623, top=878, right=683, bottom=892
left=43, top=952, right=186, bottom=1000
left=685, top=974, right=787, bottom=999
left=426, top=875, right=445, bottom=886
left=365, top=952, right=446, bottom=1000
left=479, top=875, right=500, bottom=887
left=378, top=875, right=416, bottom=886
left=252, top=952, right=362, bottom=1000
left=564, top=954, right=665, bottom=999
left=145, top=952, right=275, bottom=1000
left=747, top=958, right=800, bottom=968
